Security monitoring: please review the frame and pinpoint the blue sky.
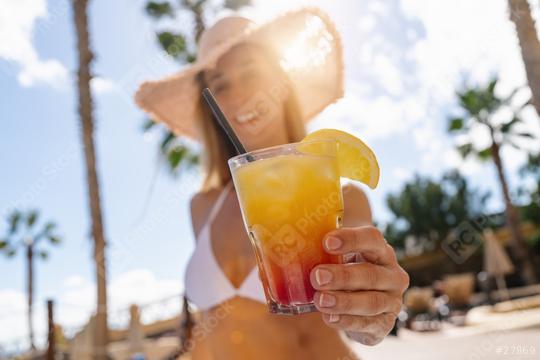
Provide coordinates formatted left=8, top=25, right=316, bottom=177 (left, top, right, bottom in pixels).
left=1, top=0, right=539, bottom=349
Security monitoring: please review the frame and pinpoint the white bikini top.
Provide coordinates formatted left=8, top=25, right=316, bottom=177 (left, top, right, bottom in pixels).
left=184, top=181, right=266, bottom=311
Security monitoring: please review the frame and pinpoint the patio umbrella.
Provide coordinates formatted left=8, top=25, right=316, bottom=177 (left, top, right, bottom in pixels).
left=483, top=229, right=515, bottom=301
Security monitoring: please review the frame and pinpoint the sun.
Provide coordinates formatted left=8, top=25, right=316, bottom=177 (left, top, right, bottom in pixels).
left=279, top=15, right=334, bottom=72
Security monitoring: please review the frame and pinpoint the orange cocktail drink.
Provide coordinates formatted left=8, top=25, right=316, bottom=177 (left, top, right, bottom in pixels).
left=229, top=140, right=343, bottom=314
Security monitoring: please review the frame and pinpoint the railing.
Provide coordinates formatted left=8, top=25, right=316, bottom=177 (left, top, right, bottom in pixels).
left=0, top=293, right=184, bottom=358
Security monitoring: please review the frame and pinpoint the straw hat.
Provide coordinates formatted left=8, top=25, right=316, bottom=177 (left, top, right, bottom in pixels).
left=134, top=8, right=344, bottom=140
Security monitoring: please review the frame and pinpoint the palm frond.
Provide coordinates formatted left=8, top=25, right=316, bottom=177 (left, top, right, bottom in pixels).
left=26, top=210, right=39, bottom=228
left=457, top=143, right=474, bottom=158
left=143, top=118, right=157, bottom=131
left=48, top=235, right=61, bottom=245
left=159, top=131, right=176, bottom=153
left=500, top=116, right=522, bottom=133
left=145, top=1, right=174, bottom=18
left=8, top=211, right=21, bottom=235
left=476, top=147, right=492, bottom=162
left=5, top=247, right=17, bottom=257
left=448, top=117, right=465, bottom=132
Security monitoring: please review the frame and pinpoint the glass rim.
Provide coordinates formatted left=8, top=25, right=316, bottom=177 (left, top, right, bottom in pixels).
left=228, top=138, right=337, bottom=165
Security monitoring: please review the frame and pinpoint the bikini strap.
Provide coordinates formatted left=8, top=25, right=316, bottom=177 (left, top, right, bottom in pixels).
left=207, top=181, right=233, bottom=224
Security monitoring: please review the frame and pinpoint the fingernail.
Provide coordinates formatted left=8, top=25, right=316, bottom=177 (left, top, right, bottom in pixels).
left=319, top=293, right=336, bottom=307
left=315, top=268, right=333, bottom=286
left=329, top=314, right=340, bottom=323
left=325, top=236, right=342, bottom=250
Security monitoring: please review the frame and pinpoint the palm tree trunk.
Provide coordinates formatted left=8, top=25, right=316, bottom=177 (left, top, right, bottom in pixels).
left=508, top=0, right=540, bottom=118
left=491, top=141, right=537, bottom=284
left=72, top=0, right=109, bottom=358
left=26, top=244, right=35, bottom=350
left=187, top=2, right=205, bottom=42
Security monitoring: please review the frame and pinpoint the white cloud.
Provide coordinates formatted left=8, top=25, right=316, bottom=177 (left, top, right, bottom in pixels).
left=402, top=0, right=526, bottom=93
left=392, top=167, right=412, bottom=181
left=442, top=148, right=485, bottom=176
left=18, top=59, right=67, bottom=87
left=64, top=275, right=85, bottom=288
left=396, top=0, right=539, bottom=175
left=370, top=53, right=405, bottom=96
left=313, top=87, right=425, bottom=142
left=0, top=0, right=68, bottom=88
left=91, top=77, right=117, bottom=95
left=108, top=269, right=181, bottom=309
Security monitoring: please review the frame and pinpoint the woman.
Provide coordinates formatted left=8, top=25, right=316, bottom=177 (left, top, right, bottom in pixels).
left=135, top=9, right=409, bottom=360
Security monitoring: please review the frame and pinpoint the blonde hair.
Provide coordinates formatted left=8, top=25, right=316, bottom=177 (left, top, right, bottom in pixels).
left=195, top=46, right=306, bottom=192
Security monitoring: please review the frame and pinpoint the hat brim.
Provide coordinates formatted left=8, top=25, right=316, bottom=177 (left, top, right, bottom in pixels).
left=134, top=7, right=344, bottom=140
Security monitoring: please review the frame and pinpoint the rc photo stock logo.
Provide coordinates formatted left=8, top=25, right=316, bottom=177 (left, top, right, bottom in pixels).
left=441, top=215, right=490, bottom=264
left=256, top=224, right=306, bottom=267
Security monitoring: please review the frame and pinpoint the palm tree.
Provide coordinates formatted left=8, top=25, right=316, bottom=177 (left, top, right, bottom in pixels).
left=71, top=0, right=109, bottom=357
left=142, top=0, right=251, bottom=175
left=448, top=78, right=538, bottom=284
left=0, top=210, right=61, bottom=350
left=508, top=0, right=540, bottom=118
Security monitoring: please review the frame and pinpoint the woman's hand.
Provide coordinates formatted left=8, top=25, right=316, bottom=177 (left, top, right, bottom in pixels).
left=310, top=226, right=409, bottom=345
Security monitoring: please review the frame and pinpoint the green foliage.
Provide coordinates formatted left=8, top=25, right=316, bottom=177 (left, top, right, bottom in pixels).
left=48, top=235, right=61, bottom=245
left=448, top=117, right=464, bottom=131
left=519, top=153, right=540, bottom=225
left=383, top=223, right=406, bottom=250
left=521, top=152, right=540, bottom=177
left=457, top=143, right=474, bottom=158
left=8, top=211, right=21, bottom=234
left=145, top=1, right=174, bottom=18
left=161, top=135, right=200, bottom=176
left=142, top=118, right=157, bottom=131
left=0, top=209, right=62, bottom=261
left=500, top=117, right=521, bottom=133
left=43, top=222, right=56, bottom=233
left=457, top=78, right=499, bottom=117
left=527, top=231, right=540, bottom=253
left=143, top=119, right=200, bottom=177
left=27, top=210, right=38, bottom=228
left=477, top=147, right=492, bottom=161
left=385, top=171, right=488, bottom=253
left=167, top=144, right=199, bottom=170
left=157, top=31, right=194, bottom=62
left=522, top=201, right=540, bottom=225
left=447, top=77, right=534, bottom=162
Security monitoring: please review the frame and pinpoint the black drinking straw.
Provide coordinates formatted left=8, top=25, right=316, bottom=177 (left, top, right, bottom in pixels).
left=202, top=88, right=249, bottom=157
